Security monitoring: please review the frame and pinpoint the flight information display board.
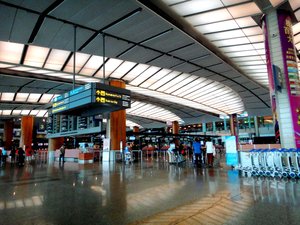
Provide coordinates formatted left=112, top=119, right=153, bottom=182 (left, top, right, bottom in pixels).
left=52, top=83, right=131, bottom=116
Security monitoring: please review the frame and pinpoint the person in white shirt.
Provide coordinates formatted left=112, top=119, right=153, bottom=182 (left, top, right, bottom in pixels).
left=205, top=139, right=216, bottom=167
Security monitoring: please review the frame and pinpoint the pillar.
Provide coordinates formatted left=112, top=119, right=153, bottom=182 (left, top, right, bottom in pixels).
left=172, top=121, right=179, bottom=145
left=223, top=118, right=227, bottom=131
left=110, top=80, right=126, bottom=151
left=254, top=116, right=260, bottom=137
left=48, top=137, right=64, bottom=151
left=202, top=123, right=206, bottom=133
left=212, top=121, right=216, bottom=133
left=20, top=116, right=34, bottom=150
left=248, top=116, right=252, bottom=129
left=230, top=114, right=239, bottom=146
left=262, top=9, right=300, bottom=148
left=3, top=119, right=14, bottom=150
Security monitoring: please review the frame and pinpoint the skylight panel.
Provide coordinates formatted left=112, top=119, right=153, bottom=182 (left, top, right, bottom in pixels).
left=110, top=61, right=137, bottom=79
left=227, top=50, right=261, bottom=57
left=122, top=64, right=150, bottom=81
left=1, top=93, right=14, bottom=101
left=227, top=2, right=261, bottom=18
left=11, top=66, right=33, bottom=71
left=148, top=71, right=180, bottom=90
left=232, top=55, right=266, bottom=62
left=129, top=66, right=161, bottom=86
left=289, top=0, right=300, bottom=10
left=171, top=0, right=223, bottom=16
left=24, top=45, right=49, bottom=67
left=79, top=55, right=105, bottom=76
left=165, top=75, right=198, bottom=94
left=39, top=94, right=53, bottom=103
left=155, top=72, right=187, bottom=92
left=0, top=63, right=13, bottom=68
left=221, top=44, right=255, bottom=52
left=186, top=8, right=232, bottom=26
left=12, top=110, right=21, bottom=115
left=15, top=93, right=29, bottom=102
left=2, top=110, right=11, bottom=115
left=175, top=78, right=211, bottom=97
left=195, top=20, right=238, bottom=34
left=126, top=120, right=141, bottom=128
left=94, top=58, right=123, bottom=79
left=64, top=52, right=90, bottom=73
left=212, top=37, right=250, bottom=46
left=36, top=110, right=47, bottom=117
left=235, top=17, right=258, bottom=27
left=21, top=110, right=30, bottom=115
left=30, top=69, right=52, bottom=74
left=0, top=41, right=23, bottom=64
left=44, top=49, right=70, bottom=70
left=140, top=69, right=172, bottom=88
left=248, top=35, right=264, bottom=43
left=242, top=27, right=262, bottom=36
left=30, top=110, right=39, bottom=116
left=205, top=29, right=245, bottom=41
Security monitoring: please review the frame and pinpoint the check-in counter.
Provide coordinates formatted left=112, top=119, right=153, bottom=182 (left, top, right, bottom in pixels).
left=78, top=152, right=94, bottom=164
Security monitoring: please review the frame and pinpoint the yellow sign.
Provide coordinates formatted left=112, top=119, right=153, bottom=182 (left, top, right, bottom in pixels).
left=96, top=97, right=118, bottom=105
left=96, top=89, right=122, bottom=99
left=52, top=105, right=67, bottom=113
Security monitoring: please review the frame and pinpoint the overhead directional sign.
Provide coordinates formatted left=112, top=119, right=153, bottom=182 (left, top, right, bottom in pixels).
left=51, top=83, right=131, bottom=115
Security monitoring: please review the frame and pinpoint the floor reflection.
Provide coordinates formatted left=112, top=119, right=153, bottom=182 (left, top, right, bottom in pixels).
left=1, top=161, right=300, bottom=225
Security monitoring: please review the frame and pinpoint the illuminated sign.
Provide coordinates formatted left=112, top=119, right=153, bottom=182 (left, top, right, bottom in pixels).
left=96, top=89, right=122, bottom=99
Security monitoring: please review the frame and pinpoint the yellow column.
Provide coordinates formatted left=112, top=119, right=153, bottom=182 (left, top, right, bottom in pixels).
left=110, top=80, right=126, bottom=150
left=20, top=116, right=34, bottom=150
left=172, top=121, right=179, bottom=146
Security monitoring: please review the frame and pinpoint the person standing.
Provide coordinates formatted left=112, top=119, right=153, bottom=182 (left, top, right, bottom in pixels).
left=10, top=147, right=16, bottom=165
left=18, top=147, right=25, bottom=167
left=206, top=139, right=216, bottom=167
left=192, top=138, right=202, bottom=167
left=59, top=144, right=66, bottom=164
left=1, top=147, right=7, bottom=167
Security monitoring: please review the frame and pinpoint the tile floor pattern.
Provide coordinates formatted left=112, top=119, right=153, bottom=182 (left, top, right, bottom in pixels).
left=0, top=159, right=300, bottom=225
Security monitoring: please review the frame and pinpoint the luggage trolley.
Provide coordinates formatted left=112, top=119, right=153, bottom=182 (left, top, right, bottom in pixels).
left=286, top=148, right=298, bottom=179
left=238, top=150, right=253, bottom=174
left=279, top=148, right=290, bottom=178
left=250, top=149, right=262, bottom=176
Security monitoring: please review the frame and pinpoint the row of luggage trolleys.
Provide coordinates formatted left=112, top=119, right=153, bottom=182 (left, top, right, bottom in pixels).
left=238, top=148, right=300, bottom=178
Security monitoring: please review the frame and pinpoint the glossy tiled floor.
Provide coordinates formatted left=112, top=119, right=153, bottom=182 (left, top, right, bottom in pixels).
left=0, top=159, right=300, bottom=225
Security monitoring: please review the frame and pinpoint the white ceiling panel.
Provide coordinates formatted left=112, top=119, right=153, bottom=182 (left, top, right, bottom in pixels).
left=171, top=0, right=223, bottom=16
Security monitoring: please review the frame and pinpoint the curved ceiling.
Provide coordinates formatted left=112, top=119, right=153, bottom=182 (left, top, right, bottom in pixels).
left=0, top=0, right=298, bottom=127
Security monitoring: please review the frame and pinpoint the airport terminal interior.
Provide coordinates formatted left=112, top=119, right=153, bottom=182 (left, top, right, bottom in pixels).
left=0, top=0, right=300, bottom=224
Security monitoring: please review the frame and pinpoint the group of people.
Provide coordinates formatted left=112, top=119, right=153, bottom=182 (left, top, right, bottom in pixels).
left=0, top=147, right=26, bottom=167
left=192, top=138, right=216, bottom=168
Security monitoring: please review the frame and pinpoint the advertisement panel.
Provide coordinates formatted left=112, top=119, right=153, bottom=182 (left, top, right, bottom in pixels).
left=278, top=11, right=300, bottom=148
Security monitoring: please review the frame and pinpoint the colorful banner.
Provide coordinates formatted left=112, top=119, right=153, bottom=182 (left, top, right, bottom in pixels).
left=262, top=16, right=280, bottom=144
left=278, top=11, right=300, bottom=148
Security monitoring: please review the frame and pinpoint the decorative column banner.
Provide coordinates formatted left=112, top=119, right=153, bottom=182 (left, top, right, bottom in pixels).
left=262, top=15, right=280, bottom=144
left=278, top=11, right=300, bottom=148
